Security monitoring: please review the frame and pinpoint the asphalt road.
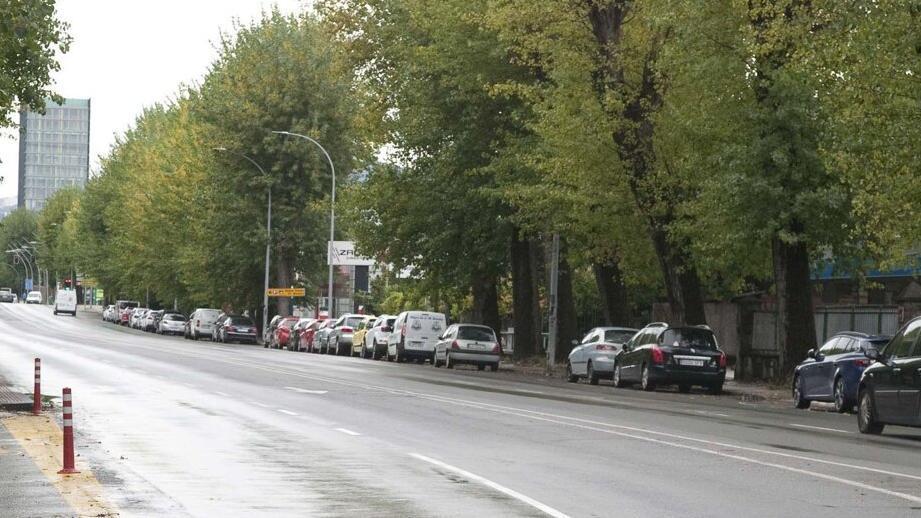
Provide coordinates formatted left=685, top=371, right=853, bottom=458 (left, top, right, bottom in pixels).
left=1, top=303, right=920, bottom=517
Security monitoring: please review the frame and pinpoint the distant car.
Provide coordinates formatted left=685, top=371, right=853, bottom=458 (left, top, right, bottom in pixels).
left=53, top=290, right=77, bottom=316
left=273, top=316, right=301, bottom=349
left=433, top=324, right=500, bottom=371
left=350, top=316, right=375, bottom=356
left=116, top=300, right=139, bottom=325
left=857, top=317, right=921, bottom=434
left=102, top=305, right=116, bottom=322
left=613, top=323, right=727, bottom=394
left=211, top=313, right=230, bottom=341
left=143, top=310, right=164, bottom=332
left=130, top=308, right=149, bottom=329
left=186, top=308, right=221, bottom=340
left=299, top=319, right=325, bottom=353
left=327, top=314, right=374, bottom=356
left=157, top=313, right=187, bottom=335
left=0, top=288, right=14, bottom=303
left=567, top=326, right=639, bottom=385
left=312, top=319, right=337, bottom=354
left=363, top=315, right=396, bottom=360
left=387, top=311, right=447, bottom=363
left=792, top=332, right=890, bottom=413
left=216, top=315, right=259, bottom=344
left=264, top=315, right=284, bottom=347
left=25, top=291, right=42, bottom=304
left=290, top=318, right=315, bottom=351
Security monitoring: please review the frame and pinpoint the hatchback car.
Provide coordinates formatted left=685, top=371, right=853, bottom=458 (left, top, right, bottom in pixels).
left=792, top=332, right=890, bottom=412
left=613, top=323, right=727, bottom=394
left=158, top=313, right=187, bottom=335
left=273, top=316, right=301, bottom=349
left=857, top=316, right=921, bottom=434
left=25, top=291, right=42, bottom=304
left=350, top=317, right=375, bottom=356
left=299, top=319, right=326, bottom=352
left=567, top=326, right=639, bottom=385
left=362, top=315, right=396, bottom=359
left=216, top=315, right=259, bottom=344
left=328, top=314, right=374, bottom=356
left=433, top=324, right=500, bottom=371
left=313, top=319, right=337, bottom=354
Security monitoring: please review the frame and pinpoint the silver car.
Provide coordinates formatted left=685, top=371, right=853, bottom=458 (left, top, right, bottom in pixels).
left=567, top=326, right=639, bottom=385
left=327, top=314, right=372, bottom=356
left=158, top=313, right=187, bottom=335
left=312, top=320, right=336, bottom=354
left=433, top=324, right=500, bottom=371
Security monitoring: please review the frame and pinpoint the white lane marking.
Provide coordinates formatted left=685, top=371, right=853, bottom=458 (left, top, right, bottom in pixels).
left=214, top=391, right=230, bottom=397
left=693, top=410, right=730, bottom=417
left=284, top=386, right=328, bottom=395
left=252, top=402, right=271, bottom=408
left=277, top=409, right=298, bottom=416
left=335, top=427, right=361, bottom=436
left=410, top=453, right=570, bottom=518
left=789, top=423, right=851, bottom=434
left=104, top=344, right=921, bottom=487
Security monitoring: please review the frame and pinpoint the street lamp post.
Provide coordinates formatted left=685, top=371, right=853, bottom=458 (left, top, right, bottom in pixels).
left=6, top=250, right=33, bottom=296
left=214, top=148, right=272, bottom=336
left=272, top=131, right=336, bottom=319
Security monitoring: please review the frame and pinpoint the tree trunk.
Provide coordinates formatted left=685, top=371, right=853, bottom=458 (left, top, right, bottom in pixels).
left=275, top=252, right=292, bottom=317
left=648, top=225, right=707, bottom=325
left=593, top=260, right=631, bottom=326
left=773, top=232, right=816, bottom=375
left=511, top=228, right=541, bottom=359
left=471, top=273, right=501, bottom=338
left=555, top=241, right=578, bottom=363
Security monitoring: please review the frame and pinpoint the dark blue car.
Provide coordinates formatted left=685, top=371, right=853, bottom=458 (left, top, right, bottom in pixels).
left=792, top=332, right=890, bottom=413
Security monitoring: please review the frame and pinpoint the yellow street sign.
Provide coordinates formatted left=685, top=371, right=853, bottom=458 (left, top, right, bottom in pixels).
left=266, top=288, right=306, bottom=297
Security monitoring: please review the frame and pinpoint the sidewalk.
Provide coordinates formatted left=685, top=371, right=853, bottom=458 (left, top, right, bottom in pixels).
left=0, top=414, right=74, bottom=517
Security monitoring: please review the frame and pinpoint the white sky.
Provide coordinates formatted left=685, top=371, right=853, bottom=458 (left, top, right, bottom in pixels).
left=0, top=0, right=305, bottom=199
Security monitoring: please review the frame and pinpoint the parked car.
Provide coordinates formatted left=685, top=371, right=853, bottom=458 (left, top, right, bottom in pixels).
left=211, top=313, right=230, bottom=341
left=299, top=319, right=326, bottom=353
left=567, top=327, right=639, bottom=385
left=433, top=324, right=501, bottom=371
left=857, top=316, right=921, bottom=434
left=327, top=314, right=375, bottom=356
left=116, top=300, right=140, bottom=325
left=273, top=316, right=301, bottom=349
left=186, top=308, right=221, bottom=340
left=362, top=315, right=396, bottom=360
left=25, top=291, right=42, bottom=304
left=53, top=290, right=77, bottom=316
left=350, top=316, right=375, bottom=356
left=102, top=305, right=116, bottom=321
left=264, top=315, right=284, bottom=347
left=613, top=323, right=727, bottom=394
left=387, top=311, right=447, bottom=363
left=313, top=319, right=337, bottom=354
left=792, top=332, right=890, bottom=412
left=215, top=315, right=259, bottom=344
left=142, top=310, right=164, bottom=332
left=157, top=313, right=187, bottom=335
left=290, top=318, right=315, bottom=351
left=130, top=308, right=149, bottom=329
left=0, top=288, right=14, bottom=303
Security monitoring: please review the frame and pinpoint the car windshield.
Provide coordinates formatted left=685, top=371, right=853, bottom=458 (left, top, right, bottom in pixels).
left=164, top=315, right=186, bottom=321
left=457, top=326, right=495, bottom=342
left=660, top=328, right=717, bottom=349
left=604, top=330, right=636, bottom=343
left=342, top=317, right=364, bottom=328
left=230, top=317, right=254, bottom=326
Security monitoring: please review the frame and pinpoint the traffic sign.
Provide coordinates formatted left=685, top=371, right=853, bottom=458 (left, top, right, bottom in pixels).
left=266, top=288, right=306, bottom=297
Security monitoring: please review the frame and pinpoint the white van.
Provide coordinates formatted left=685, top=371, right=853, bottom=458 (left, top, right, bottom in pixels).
left=54, top=290, right=77, bottom=316
left=187, top=308, right=221, bottom=340
left=387, top=311, right=447, bottom=363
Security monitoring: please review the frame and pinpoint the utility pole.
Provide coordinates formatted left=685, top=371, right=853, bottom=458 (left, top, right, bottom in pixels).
left=547, top=234, right=560, bottom=372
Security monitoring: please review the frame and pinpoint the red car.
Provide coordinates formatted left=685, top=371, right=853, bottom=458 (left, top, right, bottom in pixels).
left=299, top=318, right=327, bottom=352
left=272, top=316, right=300, bottom=349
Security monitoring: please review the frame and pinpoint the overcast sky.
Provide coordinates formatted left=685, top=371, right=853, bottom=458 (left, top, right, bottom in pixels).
left=0, top=0, right=304, bottom=200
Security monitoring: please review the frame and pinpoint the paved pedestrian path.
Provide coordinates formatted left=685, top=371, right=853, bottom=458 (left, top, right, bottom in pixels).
left=0, top=414, right=74, bottom=517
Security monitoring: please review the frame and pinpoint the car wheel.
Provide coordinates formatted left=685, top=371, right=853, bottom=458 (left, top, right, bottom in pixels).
left=612, top=364, right=627, bottom=388
left=587, top=362, right=599, bottom=385
left=640, top=364, right=655, bottom=392
left=53, top=310, right=58, bottom=315
left=678, top=384, right=692, bottom=393
left=792, top=375, right=810, bottom=409
left=833, top=377, right=852, bottom=413
left=858, top=388, right=884, bottom=434
left=565, top=362, right=578, bottom=383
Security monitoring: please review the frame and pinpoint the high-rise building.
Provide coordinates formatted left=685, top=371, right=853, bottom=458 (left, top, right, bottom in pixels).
left=17, top=98, right=91, bottom=211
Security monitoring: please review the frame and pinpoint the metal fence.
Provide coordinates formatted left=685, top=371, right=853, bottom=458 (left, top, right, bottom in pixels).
left=751, top=305, right=900, bottom=352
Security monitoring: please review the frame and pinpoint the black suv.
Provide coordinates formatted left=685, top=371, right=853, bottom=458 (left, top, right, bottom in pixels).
left=613, top=323, right=727, bottom=394
left=857, top=316, right=921, bottom=434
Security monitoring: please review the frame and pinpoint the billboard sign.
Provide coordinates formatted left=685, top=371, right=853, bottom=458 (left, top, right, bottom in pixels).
left=328, top=241, right=374, bottom=266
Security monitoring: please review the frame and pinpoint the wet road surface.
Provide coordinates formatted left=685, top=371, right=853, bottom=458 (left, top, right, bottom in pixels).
left=1, top=303, right=920, bottom=517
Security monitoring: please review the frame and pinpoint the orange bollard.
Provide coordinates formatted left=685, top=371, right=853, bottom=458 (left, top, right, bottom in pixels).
left=57, top=387, right=79, bottom=474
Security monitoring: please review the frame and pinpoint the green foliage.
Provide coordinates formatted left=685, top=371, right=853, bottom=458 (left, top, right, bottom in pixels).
left=0, top=208, right=38, bottom=288
left=0, top=0, right=71, bottom=128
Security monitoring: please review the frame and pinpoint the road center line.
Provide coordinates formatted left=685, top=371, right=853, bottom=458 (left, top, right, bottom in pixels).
left=214, top=391, right=230, bottom=397
left=789, top=423, right=851, bottom=434
left=410, top=453, right=571, bottom=518
left=277, top=409, right=298, bottom=416
left=335, top=427, right=361, bottom=436
left=284, top=386, right=328, bottom=395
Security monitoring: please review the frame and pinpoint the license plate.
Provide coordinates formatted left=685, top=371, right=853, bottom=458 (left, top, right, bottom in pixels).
left=679, top=359, right=705, bottom=367
left=410, top=341, right=423, bottom=348
left=470, top=343, right=487, bottom=350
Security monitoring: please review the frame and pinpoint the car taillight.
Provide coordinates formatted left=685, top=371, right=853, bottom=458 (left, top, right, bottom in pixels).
left=492, top=343, right=500, bottom=353
left=651, top=346, right=665, bottom=365
left=854, top=358, right=870, bottom=367
left=718, top=352, right=727, bottom=368
left=451, top=340, right=460, bottom=349
left=342, top=327, right=353, bottom=333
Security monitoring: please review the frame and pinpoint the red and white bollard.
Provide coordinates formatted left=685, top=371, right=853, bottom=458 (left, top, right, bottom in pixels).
left=58, top=387, right=79, bottom=474
left=33, top=358, right=41, bottom=415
